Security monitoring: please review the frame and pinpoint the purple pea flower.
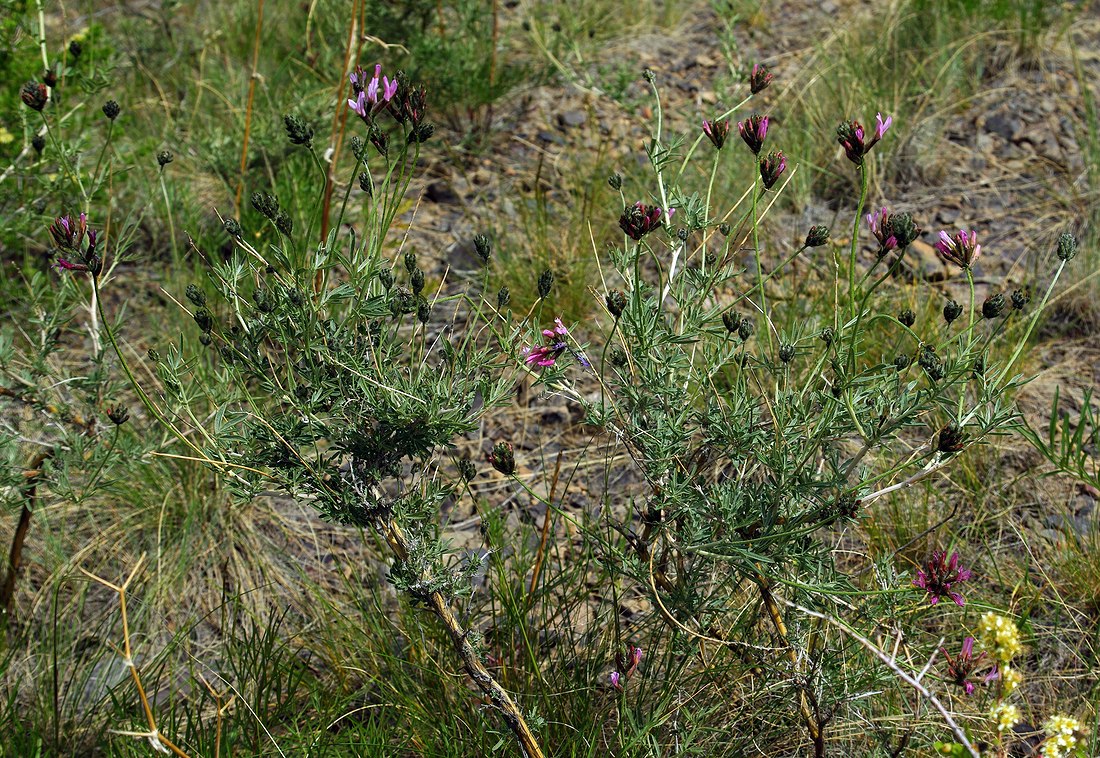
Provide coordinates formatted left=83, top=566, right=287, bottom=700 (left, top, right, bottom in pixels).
left=759, top=150, right=786, bottom=190
left=619, top=201, right=667, bottom=241
left=737, top=114, right=768, bottom=155
left=347, top=64, right=397, bottom=121
left=49, top=213, right=88, bottom=251
left=942, top=636, right=998, bottom=694
left=749, top=63, right=773, bottom=94
left=610, top=670, right=622, bottom=690
left=522, top=318, right=590, bottom=370
left=702, top=118, right=731, bottom=150
left=837, top=112, right=892, bottom=165
left=913, top=550, right=972, bottom=606
left=866, top=207, right=898, bottom=253
left=934, top=229, right=981, bottom=269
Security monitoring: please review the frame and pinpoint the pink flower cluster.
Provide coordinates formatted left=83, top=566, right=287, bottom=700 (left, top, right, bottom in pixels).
left=935, top=229, right=981, bottom=269
left=348, top=64, right=397, bottom=121
left=610, top=644, right=643, bottom=690
left=913, top=549, right=972, bottom=606
left=522, top=318, right=589, bottom=370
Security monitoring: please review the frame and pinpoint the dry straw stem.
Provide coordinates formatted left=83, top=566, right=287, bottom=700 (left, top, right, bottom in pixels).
left=779, top=596, right=981, bottom=758
left=79, top=555, right=192, bottom=758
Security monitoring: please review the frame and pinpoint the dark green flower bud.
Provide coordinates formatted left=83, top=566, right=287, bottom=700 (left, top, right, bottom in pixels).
left=918, top=345, right=943, bottom=381
left=147, top=348, right=161, bottom=362
left=778, top=344, right=795, bottom=363
left=69, top=40, right=82, bottom=59
left=106, top=405, right=129, bottom=425
left=609, top=346, right=627, bottom=367
left=283, top=114, right=314, bottom=148
left=1010, top=287, right=1030, bottom=310
left=102, top=100, right=120, bottom=120
left=417, top=300, right=430, bottom=323
left=805, top=225, right=830, bottom=248
left=884, top=212, right=921, bottom=248
left=605, top=289, right=627, bottom=318
left=643, top=68, right=656, bottom=84
left=819, top=327, right=834, bottom=346
left=43, top=68, right=58, bottom=88
left=32, top=135, right=45, bottom=155
left=488, top=441, right=516, bottom=475
left=186, top=284, right=206, bottom=308
left=474, top=234, right=492, bottom=264
left=156, top=150, right=173, bottom=167
left=410, top=267, right=425, bottom=295
left=722, top=312, right=741, bottom=333
left=497, top=286, right=510, bottom=308
left=193, top=308, right=214, bottom=332
left=936, top=423, right=967, bottom=454
left=943, top=300, right=963, bottom=325
left=408, top=122, right=434, bottom=144
left=898, top=309, right=915, bottom=327
left=972, top=354, right=985, bottom=377
left=457, top=458, right=477, bottom=482
left=403, top=251, right=417, bottom=273
left=379, top=268, right=394, bottom=289
left=893, top=354, right=911, bottom=371
left=251, top=192, right=279, bottom=219
left=537, top=269, right=553, bottom=299
left=982, top=293, right=1005, bottom=319
left=358, top=171, right=372, bottom=195
left=350, top=135, right=366, bottom=161
left=1057, top=232, right=1078, bottom=262
left=677, top=228, right=688, bottom=242
left=274, top=210, right=293, bottom=236
left=199, top=333, right=211, bottom=346
left=738, top=318, right=755, bottom=341
left=608, top=173, right=622, bottom=190
left=718, top=223, right=731, bottom=236
left=224, top=218, right=242, bottom=237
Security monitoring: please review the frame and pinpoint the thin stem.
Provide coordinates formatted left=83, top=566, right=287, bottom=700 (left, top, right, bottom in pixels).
left=235, top=0, right=266, bottom=214
left=159, top=168, right=180, bottom=269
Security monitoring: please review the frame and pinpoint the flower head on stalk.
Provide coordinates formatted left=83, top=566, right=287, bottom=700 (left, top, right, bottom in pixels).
left=619, top=202, right=670, bottom=241
left=347, top=64, right=397, bottom=121
left=941, top=636, right=998, bottom=695
left=702, top=118, right=731, bottom=150
left=913, top=549, right=972, bottom=606
left=749, top=63, right=773, bottom=94
left=865, top=207, right=898, bottom=255
left=934, top=229, right=981, bottom=269
left=837, top=112, right=892, bottom=165
left=737, top=114, right=768, bottom=155
left=522, top=318, right=590, bottom=370
left=49, top=213, right=88, bottom=251
left=610, top=643, right=643, bottom=691
left=759, top=150, right=786, bottom=190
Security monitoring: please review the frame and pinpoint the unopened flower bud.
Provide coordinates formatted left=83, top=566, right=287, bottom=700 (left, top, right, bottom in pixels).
left=537, top=269, right=553, bottom=299
left=156, top=150, right=173, bottom=167
left=410, top=267, right=425, bottom=295
left=223, top=218, right=241, bottom=237
left=186, top=284, right=206, bottom=308
left=43, top=69, right=57, bottom=88
left=283, top=114, right=314, bottom=148
left=458, top=458, right=476, bottom=482
left=738, top=318, right=755, bottom=341
left=749, top=63, right=772, bottom=94
left=21, top=81, right=48, bottom=111
left=973, top=354, right=985, bottom=377
left=403, top=251, right=417, bottom=273
left=608, top=172, right=622, bottom=190
left=69, top=40, right=82, bottom=59
left=943, top=300, right=963, bottom=325
left=982, top=293, right=1005, bottom=319
left=1057, top=232, right=1078, bottom=262
left=102, top=100, right=120, bottom=120
left=106, top=405, right=130, bottom=425
left=379, top=268, right=394, bottom=289
left=819, top=327, right=834, bottom=346
left=759, top=150, right=787, bottom=190
left=193, top=309, right=214, bottom=332
left=1010, top=288, right=1030, bottom=310
left=274, top=210, right=293, bottom=236
left=32, top=135, right=45, bottom=155
left=147, top=348, right=161, bottom=362
left=609, top=346, right=627, bottom=367
left=893, top=354, right=911, bottom=371
left=474, top=234, right=492, bottom=264
left=805, top=225, right=830, bottom=248
left=722, top=312, right=741, bottom=333
left=417, top=300, right=430, bottom=323
left=606, top=289, right=627, bottom=318
left=898, top=309, right=915, bottom=327
left=718, top=223, right=731, bottom=236
left=643, top=68, right=656, bottom=84
left=937, top=424, right=967, bottom=454
left=497, top=286, right=511, bottom=308
left=778, top=344, right=795, bottom=363
left=488, top=441, right=516, bottom=475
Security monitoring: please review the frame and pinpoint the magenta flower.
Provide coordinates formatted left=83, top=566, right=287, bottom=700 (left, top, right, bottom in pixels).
left=619, top=201, right=667, bottom=241
left=52, top=257, right=86, bottom=272
left=865, top=207, right=898, bottom=253
left=737, top=114, right=768, bottom=155
left=610, top=643, right=642, bottom=691
left=49, top=213, right=87, bottom=251
left=934, top=229, right=981, bottom=269
left=749, top=63, right=773, bottom=94
left=913, top=550, right=972, bottom=606
left=522, top=318, right=590, bottom=370
left=702, top=118, right=731, bottom=150
left=759, top=150, right=786, bottom=190
left=941, top=636, right=998, bottom=695
left=609, top=670, right=622, bottom=690
left=837, top=112, right=892, bottom=165
left=347, top=64, right=397, bottom=121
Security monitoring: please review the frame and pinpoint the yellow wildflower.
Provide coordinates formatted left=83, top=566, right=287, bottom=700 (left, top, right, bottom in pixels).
left=991, top=702, right=1020, bottom=733
left=1041, top=714, right=1081, bottom=758
left=979, top=612, right=1021, bottom=664
left=0, top=126, right=13, bottom=145
left=1000, top=666, right=1022, bottom=696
